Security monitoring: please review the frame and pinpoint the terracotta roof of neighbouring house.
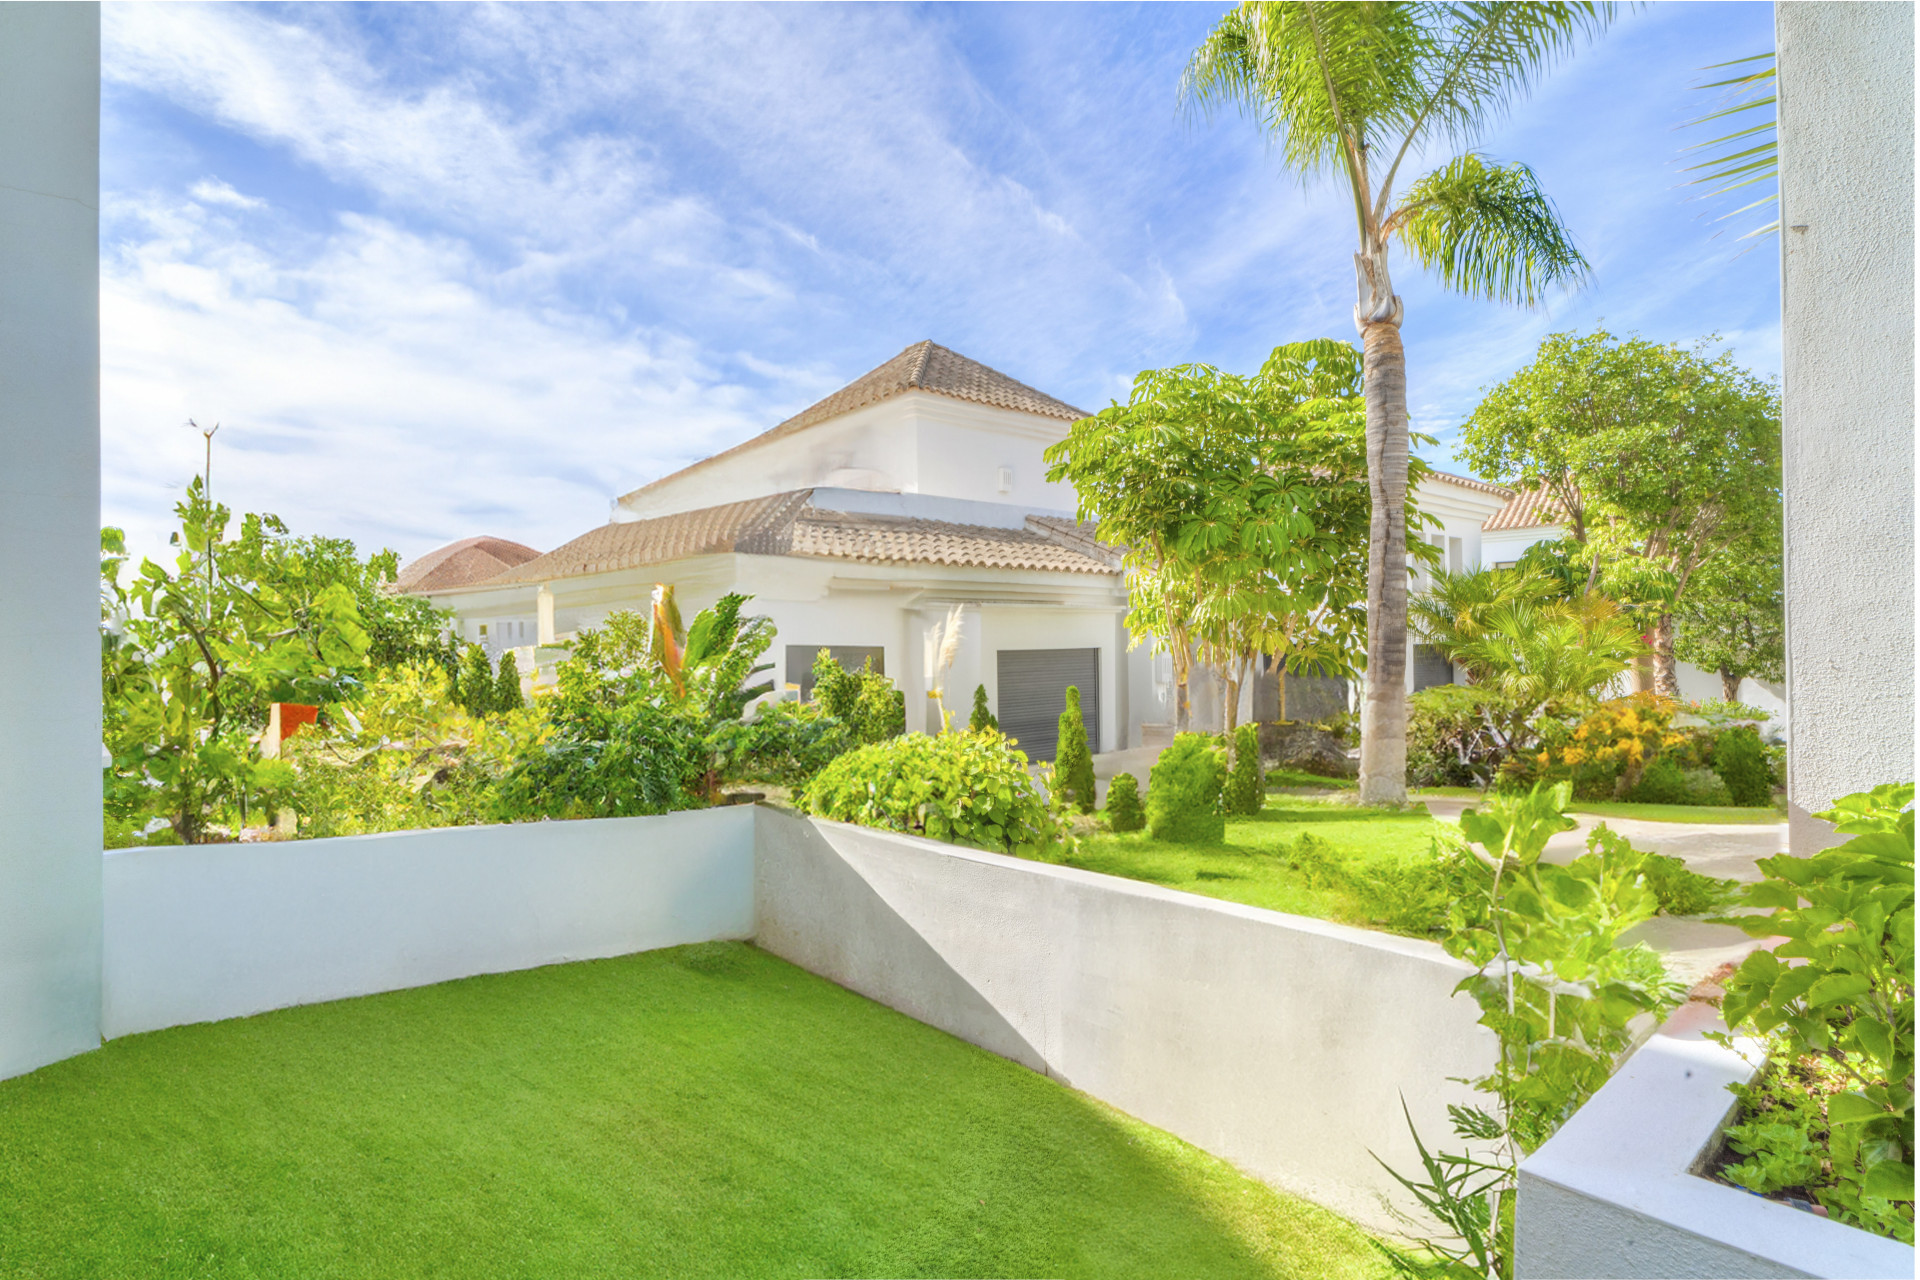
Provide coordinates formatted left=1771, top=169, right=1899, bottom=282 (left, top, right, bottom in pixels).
left=1484, top=486, right=1567, bottom=532
left=616, top=341, right=1088, bottom=507
left=458, top=490, right=1118, bottom=588
left=394, top=536, right=543, bottom=593
left=1427, top=469, right=1515, bottom=498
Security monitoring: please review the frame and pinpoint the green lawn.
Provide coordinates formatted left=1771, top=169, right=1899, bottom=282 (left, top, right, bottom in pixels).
left=1408, top=788, right=1784, bottom=825
left=0, top=944, right=1388, bottom=1280
left=1044, top=798, right=1445, bottom=927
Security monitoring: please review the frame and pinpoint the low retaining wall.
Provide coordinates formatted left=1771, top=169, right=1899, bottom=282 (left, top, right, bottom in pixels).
left=102, top=808, right=755, bottom=1038
left=1515, top=1024, right=1915, bottom=1279
left=752, top=808, right=1495, bottom=1235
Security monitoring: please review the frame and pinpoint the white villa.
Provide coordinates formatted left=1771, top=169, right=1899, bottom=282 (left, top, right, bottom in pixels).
left=400, top=340, right=1726, bottom=757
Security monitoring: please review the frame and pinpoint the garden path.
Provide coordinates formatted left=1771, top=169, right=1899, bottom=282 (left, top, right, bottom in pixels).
left=1418, top=795, right=1784, bottom=988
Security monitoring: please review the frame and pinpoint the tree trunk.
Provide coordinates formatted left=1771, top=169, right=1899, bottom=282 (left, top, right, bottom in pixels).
left=1224, top=675, right=1239, bottom=737
left=1355, top=245, right=1409, bottom=806
left=1277, top=667, right=1288, bottom=723
left=1720, top=666, right=1740, bottom=702
left=1174, top=674, right=1189, bottom=733
left=1651, top=612, right=1680, bottom=698
left=1632, top=645, right=1654, bottom=694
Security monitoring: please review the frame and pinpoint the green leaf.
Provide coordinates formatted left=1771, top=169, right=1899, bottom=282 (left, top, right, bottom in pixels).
left=1805, top=972, right=1872, bottom=1007
left=1826, top=1093, right=1887, bottom=1126
left=1861, top=1159, right=1914, bottom=1202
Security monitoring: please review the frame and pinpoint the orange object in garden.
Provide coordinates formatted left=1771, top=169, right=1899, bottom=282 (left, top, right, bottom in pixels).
left=275, top=703, right=320, bottom=739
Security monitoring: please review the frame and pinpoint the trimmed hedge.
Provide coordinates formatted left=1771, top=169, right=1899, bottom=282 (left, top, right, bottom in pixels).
left=1147, top=733, right=1225, bottom=843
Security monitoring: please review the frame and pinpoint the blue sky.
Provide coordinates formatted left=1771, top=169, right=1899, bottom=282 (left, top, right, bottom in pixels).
left=101, top=1, right=1781, bottom=565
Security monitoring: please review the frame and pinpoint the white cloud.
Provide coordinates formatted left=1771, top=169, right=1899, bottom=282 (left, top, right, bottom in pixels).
left=187, top=178, right=265, bottom=210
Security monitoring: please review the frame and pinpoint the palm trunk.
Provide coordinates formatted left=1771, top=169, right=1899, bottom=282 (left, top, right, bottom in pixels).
left=1651, top=612, right=1680, bottom=698
left=1355, top=247, right=1409, bottom=806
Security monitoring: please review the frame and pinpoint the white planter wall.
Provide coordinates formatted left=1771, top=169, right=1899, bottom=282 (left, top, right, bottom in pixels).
left=752, top=808, right=1496, bottom=1236
left=102, top=809, right=756, bottom=1038
left=1515, top=1029, right=1914, bottom=1279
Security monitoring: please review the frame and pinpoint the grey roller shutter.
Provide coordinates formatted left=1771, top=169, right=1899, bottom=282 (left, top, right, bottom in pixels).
left=996, top=648, right=1099, bottom=762
left=1412, top=644, right=1454, bottom=692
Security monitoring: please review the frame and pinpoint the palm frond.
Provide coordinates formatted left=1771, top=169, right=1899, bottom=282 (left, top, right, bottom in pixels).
left=1392, top=154, right=1589, bottom=305
left=1676, top=49, right=1776, bottom=242
left=1377, top=2, right=1617, bottom=197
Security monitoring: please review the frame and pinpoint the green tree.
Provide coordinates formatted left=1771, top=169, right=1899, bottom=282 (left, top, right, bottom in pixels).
left=1046, top=341, right=1427, bottom=735
left=101, top=479, right=370, bottom=843
left=1674, top=522, right=1784, bottom=701
left=1104, top=772, right=1146, bottom=832
left=1461, top=329, right=1782, bottom=696
left=1055, top=686, right=1096, bottom=813
left=1183, top=2, right=1610, bottom=805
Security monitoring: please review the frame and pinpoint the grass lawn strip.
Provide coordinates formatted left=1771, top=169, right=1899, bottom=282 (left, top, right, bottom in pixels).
left=1409, top=788, right=1783, bottom=824
left=1045, top=798, right=1443, bottom=928
left=0, top=944, right=1388, bottom=1280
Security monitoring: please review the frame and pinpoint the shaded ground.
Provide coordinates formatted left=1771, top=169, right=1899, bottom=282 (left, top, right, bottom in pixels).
left=0, top=944, right=1389, bottom=1280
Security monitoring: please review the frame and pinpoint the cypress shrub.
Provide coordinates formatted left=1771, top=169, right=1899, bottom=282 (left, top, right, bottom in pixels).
left=968, top=684, right=999, bottom=734
left=457, top=643, right=496, bottom=717
left=1055, top=685, right=1096, bottom=813
left=1223, top=723, right=1264, bottom=816
left=493, top=649, right=525, bottom=711
left=1147, top=733, right=1225, bottom=843
left=1712, top=726, right=1772, bottom=807
left=1105, top=772, right=1145, bottom=832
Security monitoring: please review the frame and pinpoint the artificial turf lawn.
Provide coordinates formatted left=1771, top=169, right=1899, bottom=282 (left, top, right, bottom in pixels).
left=0, top=944, right=1389, bottom=1280
left=1042, top=798, right=1443, bottom=926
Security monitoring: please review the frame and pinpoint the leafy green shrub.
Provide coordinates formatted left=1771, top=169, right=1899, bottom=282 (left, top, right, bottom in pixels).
left=1624, top=757, right=1732, bottom=806
left=1406, top=684, right=1503, bottom=788
left=1104, top=772, right=1145, bottom=832
left=800, top=732, right=1063, bottom=856
left=1637, top=851, right=1740, bottom=916
left=1716, top=783, right=1915, bottom=1240
left=1712, top=726, right=1772, bottom=807
left=968, top=684, right=998, bottom=734
left=1223, top=724, right=1264, bottom=816
left=496, top=594, right=775, bottom=819
left=708, top=699, right=852, bottom=788
left=287, top=663, right=548, bottom=837
left=1282, top=832, right=1476, bottom=937
left=1146, top=733, right=1225, bottom=843
left=1054, top=686, right=1096, bottom=813
left=813, top=650, right=904, bottom=744
left=1385, top=787, right=1684, bottom=1278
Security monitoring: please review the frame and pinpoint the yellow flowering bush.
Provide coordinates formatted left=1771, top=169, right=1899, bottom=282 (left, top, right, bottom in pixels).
left=1527, top=693, right=1688, bottom=799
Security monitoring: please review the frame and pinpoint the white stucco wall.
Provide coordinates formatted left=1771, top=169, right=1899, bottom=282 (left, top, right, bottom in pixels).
left=752, top=809, right=1495, bottom=1236
left=0, top=4, right=104, bottom=1081
left=618, top=392, right=1079, bottom=520
left=1777, top=1, right=1916, bottom=853
left=102, top=810, right=757, bottom=1039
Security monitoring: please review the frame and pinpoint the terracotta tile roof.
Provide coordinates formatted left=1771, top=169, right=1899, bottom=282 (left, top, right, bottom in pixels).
left=618, top=341, right=1087, bottom=506
left=1426, top=469, right=1515, bottom=498
left=394, top=536, right=542, bottom=593
left=440, top=491, right=1119, bottom=590
left=1484, top=486, right=1567, bottom=532
left=792, top=507, right=1115, bottom=574
left=482, top=493, right=813, bottom=585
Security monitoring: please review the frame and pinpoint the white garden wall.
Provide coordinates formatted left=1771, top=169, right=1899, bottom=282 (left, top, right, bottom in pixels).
left=1515, top=1026, right=1914, bottom=1279
left=102, top=809, right=756, bottom=1039
left=752, top=808, right=1496, bottom=1235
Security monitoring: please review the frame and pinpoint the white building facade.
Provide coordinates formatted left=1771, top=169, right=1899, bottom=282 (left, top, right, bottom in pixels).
left=407, top=340, right=1683, bottom=754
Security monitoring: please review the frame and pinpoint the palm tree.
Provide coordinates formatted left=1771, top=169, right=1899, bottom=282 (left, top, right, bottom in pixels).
left=1183, top=3, right=1611, bottom=804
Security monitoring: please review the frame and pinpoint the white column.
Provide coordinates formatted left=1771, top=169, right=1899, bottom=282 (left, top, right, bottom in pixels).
left=1777, top=2, right=1916, bottom=853
left=0, top=3, right=103, bottom=1077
